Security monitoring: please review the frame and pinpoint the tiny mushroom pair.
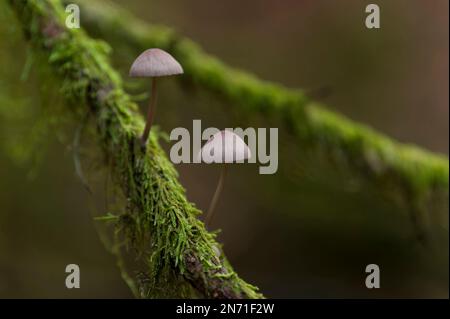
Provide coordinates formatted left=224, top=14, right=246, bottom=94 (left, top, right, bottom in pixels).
left=130, top=49, right=251, bottom=228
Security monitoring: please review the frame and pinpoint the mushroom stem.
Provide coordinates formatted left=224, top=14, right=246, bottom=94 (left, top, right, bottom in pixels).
left=205, top=164, right=228, bottom=228
left=140, top=78, right=158, bottom=147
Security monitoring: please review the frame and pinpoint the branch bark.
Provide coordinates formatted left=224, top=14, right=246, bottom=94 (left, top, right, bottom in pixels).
left=8, top=0, right=262, bottom=299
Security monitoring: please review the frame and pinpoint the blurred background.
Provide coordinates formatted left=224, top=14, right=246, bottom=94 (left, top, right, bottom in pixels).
left=0, top=0, right=448, bottom=298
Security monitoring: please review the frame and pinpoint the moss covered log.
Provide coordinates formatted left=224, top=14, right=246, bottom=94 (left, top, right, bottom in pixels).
left=74, top=0, right=448, bottom=232
left=8, top=0, right=262, bottom=299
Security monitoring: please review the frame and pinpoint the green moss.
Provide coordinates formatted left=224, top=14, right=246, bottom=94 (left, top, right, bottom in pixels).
left=305, top=103, right=448, bottom=194
left=9, top=0, right=262, bottom=299
left=75, top=0, right=448, bottom=216
left=81, top=0, right=449, bottom=241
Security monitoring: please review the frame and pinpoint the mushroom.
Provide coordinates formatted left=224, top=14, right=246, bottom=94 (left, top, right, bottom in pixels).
left=198, top=130, right=251, bottom=227
left=129, top=48, right=183, bottom=147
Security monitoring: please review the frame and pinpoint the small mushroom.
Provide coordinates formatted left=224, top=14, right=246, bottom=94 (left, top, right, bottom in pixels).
left=198, top=130, right=251, bottom=227
left=129, top=48, right=183, bottom=147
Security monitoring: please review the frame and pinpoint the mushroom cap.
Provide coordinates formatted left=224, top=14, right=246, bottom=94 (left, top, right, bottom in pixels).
left=129, top=48, right=184, bottom=77
left=198, top=130, right=251, bottom=163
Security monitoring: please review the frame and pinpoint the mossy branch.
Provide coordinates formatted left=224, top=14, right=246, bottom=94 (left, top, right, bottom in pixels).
left=8, top=0, right=262, bottom=299
left=75, top=0, right=448, bottom=232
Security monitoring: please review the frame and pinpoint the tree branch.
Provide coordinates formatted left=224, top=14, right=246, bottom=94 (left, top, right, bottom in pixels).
left=8, top=0, right=262, bottom=299
left=75, top=0, right=449, bottom=232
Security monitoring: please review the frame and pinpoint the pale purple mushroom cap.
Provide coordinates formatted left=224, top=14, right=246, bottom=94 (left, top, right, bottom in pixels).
left=129, top=48, right=183, bottom=77
left=198, top=130, right=251, bottom=163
